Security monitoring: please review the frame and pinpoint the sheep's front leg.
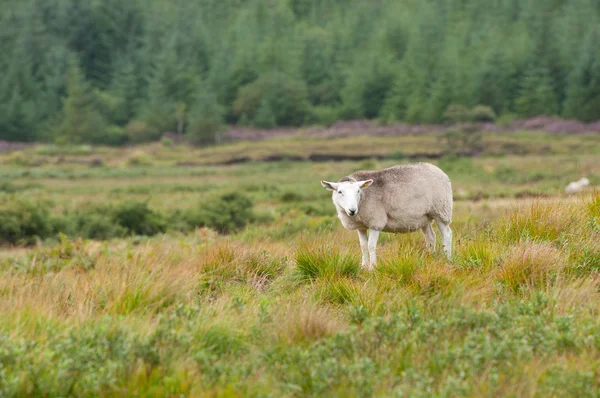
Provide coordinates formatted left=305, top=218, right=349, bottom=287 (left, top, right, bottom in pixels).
left=367, top=229, right=380, bottom=270
left=357, top=229, right=369, bottom=269
left=436, top=220, right=453, bottom=259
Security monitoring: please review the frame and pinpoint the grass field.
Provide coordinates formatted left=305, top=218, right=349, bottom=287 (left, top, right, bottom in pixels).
left=0, top=131, right=599, bottom=396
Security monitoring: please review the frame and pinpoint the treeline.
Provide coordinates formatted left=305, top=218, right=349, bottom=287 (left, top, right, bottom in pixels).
left=2, top=0, right=600, bottom=145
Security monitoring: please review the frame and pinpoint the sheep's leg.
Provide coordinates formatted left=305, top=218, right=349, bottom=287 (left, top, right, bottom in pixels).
left=436, top=220, right=452, bottom=259
left=421, top=222, right=436, bottom=252
left=367, top=229, right=380, bottom=270
left=357, top=229, right=369, bottom=268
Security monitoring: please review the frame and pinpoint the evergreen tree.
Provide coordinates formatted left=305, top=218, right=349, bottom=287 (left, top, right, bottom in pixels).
left=515, top=66, right=559, bottom=118
left=563, top=28, right=600, bottom=122
left=1, top=0, right=600, bottom=143
left=109, top=55, right=141, bottom=126
left=186, top=85, right=225, bottom=146
left=54, top=58, right=107, bottom=144
left=252, top=99, right=276, bottom=129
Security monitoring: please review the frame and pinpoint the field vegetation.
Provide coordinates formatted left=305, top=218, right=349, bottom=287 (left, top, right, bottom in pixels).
left=0, top=131, right=599, bottom=396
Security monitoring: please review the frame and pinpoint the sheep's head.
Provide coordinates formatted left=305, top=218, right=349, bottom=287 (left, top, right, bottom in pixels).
left=321, top=179, right=373, bottom=217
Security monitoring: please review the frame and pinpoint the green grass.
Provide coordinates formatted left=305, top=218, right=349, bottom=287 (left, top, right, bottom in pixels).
left=0, top=134, right=599, bottom=395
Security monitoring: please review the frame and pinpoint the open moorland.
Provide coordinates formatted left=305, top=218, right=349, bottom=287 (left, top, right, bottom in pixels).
left=0, top=131, right=599, bottom=396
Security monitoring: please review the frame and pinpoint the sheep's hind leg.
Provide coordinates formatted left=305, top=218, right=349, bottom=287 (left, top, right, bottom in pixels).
left=367, top=229, right=380, bottom=270
left=421, top=222, right=436, bottom=252
left=435, top=220, right=452, bottom=259
left=357, top=229, right=369, bottom=269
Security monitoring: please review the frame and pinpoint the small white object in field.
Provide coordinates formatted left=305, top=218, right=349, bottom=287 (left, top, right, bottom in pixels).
left=321, top=163, right=453, bottom=270
left=565, top=177, right=590, bottom=194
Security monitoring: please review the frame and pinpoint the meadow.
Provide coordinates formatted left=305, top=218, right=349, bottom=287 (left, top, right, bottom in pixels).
left=0, top=131, right=599, bottom=396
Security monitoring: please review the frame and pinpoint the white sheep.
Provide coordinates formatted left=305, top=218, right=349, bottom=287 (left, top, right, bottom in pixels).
left=321, top=163, right=453, bottom=269
left=565, top=177, right=590, bottom=194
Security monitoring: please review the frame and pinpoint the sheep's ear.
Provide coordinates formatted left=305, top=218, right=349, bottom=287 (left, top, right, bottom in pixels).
left=321, top=181, right=338, bottom=191
left=358, top=179, right=374, bottom=189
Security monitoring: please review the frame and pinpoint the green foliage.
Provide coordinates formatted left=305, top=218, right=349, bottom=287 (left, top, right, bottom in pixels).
left=111, top=201, right=167, bottom=236
left=311, top=106, right=339, bottom=127
left=127, top=150, right=153, bottom=167
left=66, top=206, right=127, bottom=240
left=233, top=73, right=312, bottom=127
left=179, top=193, right=255, bottom=234
left=124, top=120, right=152, bottom=144
left=443, top=105, right=472, bottom=124
left=515, top=67, right=559, bottom=118
left=1, top=0, right=600, bottom=143
left=0, top=198, right=54, bottom=244
left=186, top=86, right=224, bottom=145
left=53, top=59, right=108, bottom=144
left=252, top=99, right=277, bottom=129
left=295, top=245, right=360, bottom=281
left=471, top=105, right=497, bottom=122
left=562, top=28, right=600, bottom=122
left=440, top=125, right=485, bottom=156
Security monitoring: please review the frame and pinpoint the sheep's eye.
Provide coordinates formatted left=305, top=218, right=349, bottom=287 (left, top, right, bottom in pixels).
left=338, top=191, right=343, bottom=195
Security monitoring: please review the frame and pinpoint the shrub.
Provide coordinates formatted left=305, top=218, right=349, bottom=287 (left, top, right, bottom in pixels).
left=496, top=113, right=516, bottom=128
left=183, top=193, right=255, bottom=234
left=125, top=120, right=154, bottom=143
left=64, top=205, right=127, bottom=240
left=0, top=198, right=54, bottom=244
left=127, top=150, right=153, bottom=167
left=439, top=125, right=484, bottom=156
left=471, top=105, right=497, bottom=122
left=111, top=201, right=167, bottom=236
left=310, top=106, right=339, bottom=127
left=161, top=137, right=174, bottom=147
left=101, top=125, right=129, bottom=146
left=443, top=104, right=472, bottom=124
left=280, top=191, right=305, bottom=203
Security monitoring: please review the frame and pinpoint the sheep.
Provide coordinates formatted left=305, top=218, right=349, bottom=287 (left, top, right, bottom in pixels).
left=321, top=163, right=453, bottom=269
left=565, top=177, right=590, bottom=194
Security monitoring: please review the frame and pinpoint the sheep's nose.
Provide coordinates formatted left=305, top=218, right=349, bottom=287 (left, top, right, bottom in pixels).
left=348, top=209, right=357, bottom=216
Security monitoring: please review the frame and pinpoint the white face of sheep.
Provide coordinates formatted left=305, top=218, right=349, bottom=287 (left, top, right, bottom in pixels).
left=321, top=179, right=374, bottom=217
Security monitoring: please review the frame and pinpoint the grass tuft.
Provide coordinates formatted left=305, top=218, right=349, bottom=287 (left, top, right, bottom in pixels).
left=295, top=243, right=359, bottom=281
left=495, top=242, right=567, bottom=293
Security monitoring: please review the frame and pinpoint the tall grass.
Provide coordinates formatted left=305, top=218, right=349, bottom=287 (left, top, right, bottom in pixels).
left=0, top=187, right=599, bottom=394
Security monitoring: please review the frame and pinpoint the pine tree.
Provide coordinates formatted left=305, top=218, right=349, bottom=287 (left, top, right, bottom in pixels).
left=54, top=58, right=107, bottom=144
left=515, top=66, right=559, bottom=118
left=563, top=28, right=600, bottom=122
left=186, top=85, right=224, bottom=146
left=252, top=99, right=276, bottom=129
left=109, top=55, right=141, bottom=126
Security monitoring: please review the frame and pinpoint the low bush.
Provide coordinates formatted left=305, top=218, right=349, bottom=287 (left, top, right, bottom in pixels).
left=181, top=192, right=255, bottom=234
left=471, top=105, right=497, bottom=122
left=127, top=150, right=153, bottom=167
left=0, top=193, right=257, bottom=245
left=0, top=197, right=54, bottom=244
left=67, top=208, right=128, bottom=240
left=443, top=104, right=472, bottom=124
left=112, top=202, right=167, bottom=236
